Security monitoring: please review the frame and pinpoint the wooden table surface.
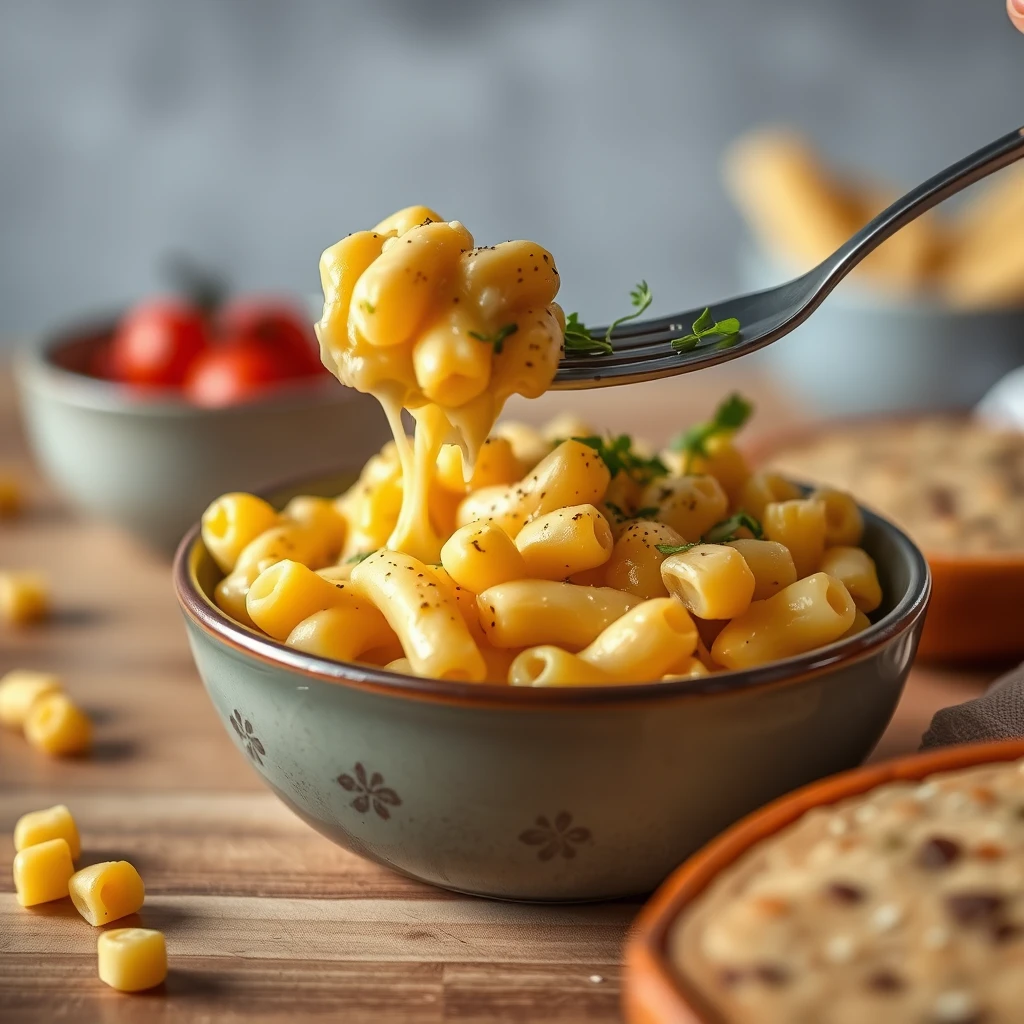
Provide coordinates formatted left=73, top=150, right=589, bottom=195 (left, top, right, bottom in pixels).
left=0, top=361, right=999, bottom=1023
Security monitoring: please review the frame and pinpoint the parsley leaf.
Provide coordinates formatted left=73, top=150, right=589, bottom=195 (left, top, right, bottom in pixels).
left=654, top=512, right=763, bottom=555
left=573, top=434, right=668, bottom=485
left=670, top=307, right=741, bottom=352
left=703, top=512, right=764, bottom=543
left=562, top=280, right=653, bottom=356
left=563, top=311, right=613, bottom=355
left=671, top=393, right=754, bottom=473
left=605, top=502, right=661, bottom=524
left=655, top=541, right=699, bottom=556
left=469, top=322, right=518, bottom=354
left=345, top=550, right=376, bottom=565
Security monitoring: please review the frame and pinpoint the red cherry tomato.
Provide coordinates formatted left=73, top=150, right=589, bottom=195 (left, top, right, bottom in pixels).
left=109, top=300, right=209, bottom=387
left=183, top=341, right=294, bottom=407
left=217, top=298, right=322, bottom=377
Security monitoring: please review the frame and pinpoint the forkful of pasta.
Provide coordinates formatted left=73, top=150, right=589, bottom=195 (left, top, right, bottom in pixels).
left=552, top=124, right=1024, bottom=389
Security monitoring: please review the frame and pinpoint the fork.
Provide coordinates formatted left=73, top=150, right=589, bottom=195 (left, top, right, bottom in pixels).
left=552, top=126, right=1024, bottom=390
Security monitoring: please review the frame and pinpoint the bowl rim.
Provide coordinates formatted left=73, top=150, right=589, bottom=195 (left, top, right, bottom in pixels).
left=15, top=314, right=349, bottom=418
left=745, top=412, right=1024, bottom=569
left=172, top=477, right=931, bottom=709
left=622, top=736, right=1024, bottom=1024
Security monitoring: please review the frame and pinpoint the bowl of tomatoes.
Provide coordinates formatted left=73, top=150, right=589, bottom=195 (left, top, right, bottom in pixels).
left=16, top=293, right=389, bottom=552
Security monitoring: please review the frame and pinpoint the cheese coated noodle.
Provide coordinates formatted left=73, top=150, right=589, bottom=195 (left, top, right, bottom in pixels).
left=509, top=647, right=619, bottom=687
left=819, top=545, right=882, bottom=612
left=724, top=539, right=798, bottom=601
left=514, top=504, right=613, bottom=580
left=646, top=475, right=728, bottom=542
left=763, top=498, right=827, bottom=578
left=811, top=487, right=864, bottom=547
left=661, top=545, right=756, bottom=621
left=201, top=493, right=279, bottom=574
left=286, top=605, right=400, bottom=663
left=477, top=580, right=639, bottom=651
left=578, top=598, right=698, bottom=682
left=246, top=560, right=355, bottom=641
left=711, top=572, right=857, bottom=670
left=351, top=550, right=486, bottom=682
left=440, top=521, right=527, bottom=594
left=604, top=521, right=685, bottom=598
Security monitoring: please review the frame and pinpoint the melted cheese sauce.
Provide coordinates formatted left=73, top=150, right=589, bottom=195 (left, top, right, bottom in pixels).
left=316, top=206, right=564, bottom=562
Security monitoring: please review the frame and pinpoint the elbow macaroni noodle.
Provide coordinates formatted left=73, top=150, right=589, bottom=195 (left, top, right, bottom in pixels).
left=200, top=207, right=886, bottom=685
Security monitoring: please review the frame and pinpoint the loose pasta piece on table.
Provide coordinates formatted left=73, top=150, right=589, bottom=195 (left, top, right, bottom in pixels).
left=0, top=670, right=62, bottom=728
left=578, top=598, right=699, bottom=682
left=477, top=580, right=639, bottom=651
left=763, top=498, right=827, bottom=578
left=97, top=928, right=167, bottom=993
left=14, top=804, right=81, bottom=860
left=70, top=861, right=146, bottom=926
left=661, top=545, right=756, bottom=621
left=514, top=504, right=613, bottom=580
left=725, top=539, right=798, bottom=601
left=819, top=545, right=882, bottom=612
left=0, top=571, right=50, bottom=626
left=712, top=572, right=857, bottom=670
left=24, top=694, right=92, bottom=757
left=13, top=837, right=75, bottom=906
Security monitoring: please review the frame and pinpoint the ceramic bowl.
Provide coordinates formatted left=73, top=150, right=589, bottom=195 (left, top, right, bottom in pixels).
left=749, top=418, right=1024, bottom=664
left=740, top=247, right=1024, bottom=417
left=624, top=737, right=1024, bottom=1023
left=173, top=472, right=930, bottom=902
left=15, top=317, right=390, bottom=552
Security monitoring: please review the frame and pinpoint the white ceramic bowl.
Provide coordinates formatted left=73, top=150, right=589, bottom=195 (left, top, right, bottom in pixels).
left=741, top=247, right=1024, bottom=416
left=15, top=317, right=390, bottom=552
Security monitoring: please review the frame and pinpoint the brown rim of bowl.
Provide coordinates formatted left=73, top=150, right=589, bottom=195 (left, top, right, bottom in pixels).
left=16, top=314, right=347, bottom=418
left=746, top=412, right=1024, bottom=568
left=624, top=737, right=1024, bottom=1024
left=172, top=492, right=931, bottom=709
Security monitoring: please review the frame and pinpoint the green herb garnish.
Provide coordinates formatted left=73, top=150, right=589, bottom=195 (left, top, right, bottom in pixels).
left=563, top=281, right=653, bottom=356
left=703, top=512, right=764, bottom=543
left=670, top=307, right=741, bottom=353
left=605, top=502, right=661, bottom=524
left=469, top=322, right=519, bottom=354
left=655, top=541, right=699, bottom=556
left=574, top=434, right=668, bottom=485
left=654, top=512, right=763, bottom=554
left=671, top=393, right=753, bottom=473
left=346, top=550, right=376, bottom=564
left=360, top=300, right=377, bottom=315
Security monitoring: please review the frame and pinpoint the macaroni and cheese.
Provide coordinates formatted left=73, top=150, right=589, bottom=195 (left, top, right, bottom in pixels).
left=202, top=208, right=883, bottom=685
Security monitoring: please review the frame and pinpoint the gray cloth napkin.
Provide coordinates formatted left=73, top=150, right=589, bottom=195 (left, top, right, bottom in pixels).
left=922, top=664, right=1024, bottom=748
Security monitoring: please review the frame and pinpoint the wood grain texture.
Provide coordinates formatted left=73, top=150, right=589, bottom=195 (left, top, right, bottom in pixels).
left=0, top=360, right=998, bottom=1022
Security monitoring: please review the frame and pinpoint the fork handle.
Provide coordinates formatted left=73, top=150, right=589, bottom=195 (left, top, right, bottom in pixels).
left=817, top=126, right=1024, bottom=291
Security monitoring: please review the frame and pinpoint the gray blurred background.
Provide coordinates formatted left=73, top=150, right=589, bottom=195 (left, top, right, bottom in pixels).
left=2, top=0, right=1022, bottom=339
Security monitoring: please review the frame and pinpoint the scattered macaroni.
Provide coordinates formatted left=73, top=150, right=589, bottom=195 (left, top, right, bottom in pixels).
left=97, top=928, right=167, bottom=993
left=0, top=670, right=62, bottom=728
left=23, top=693, right=92, bottom=756
left=13, top=837, right=75, bottom=907
left=201, top=208, right=885, bottom=685
left=69, top=861, right=145, bottom=926
left=14, top=804, right=81, bottom=860
left=0, top=571, right=50, bottom=626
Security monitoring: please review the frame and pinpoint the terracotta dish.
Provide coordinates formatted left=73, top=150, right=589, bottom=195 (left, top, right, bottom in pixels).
left=624, top=737, right=1024, bottom=1023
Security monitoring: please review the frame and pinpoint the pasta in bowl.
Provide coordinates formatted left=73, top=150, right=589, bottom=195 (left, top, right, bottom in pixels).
left=174, top=207, right=931, bottom=899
